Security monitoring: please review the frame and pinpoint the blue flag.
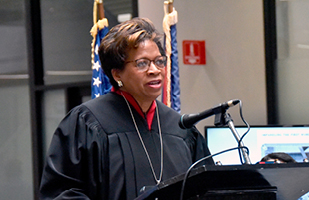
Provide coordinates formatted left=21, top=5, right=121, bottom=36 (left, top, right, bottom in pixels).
left=170, top=23, right=181, bottom=112
left=163, top=2, right=181, bottom=113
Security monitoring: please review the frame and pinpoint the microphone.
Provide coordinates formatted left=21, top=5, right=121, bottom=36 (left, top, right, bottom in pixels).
left=179, top=99, right=240, bottom=129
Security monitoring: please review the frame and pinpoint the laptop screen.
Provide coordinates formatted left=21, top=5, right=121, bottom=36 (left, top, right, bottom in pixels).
left=205, top=125, right=309, bottom=165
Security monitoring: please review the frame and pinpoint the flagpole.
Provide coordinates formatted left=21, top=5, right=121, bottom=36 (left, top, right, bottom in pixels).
left=93, top=0, right=105, bottom=24
left=97, top=0, right=105, bottom=19
left=168, top=0, right=173, bottom=13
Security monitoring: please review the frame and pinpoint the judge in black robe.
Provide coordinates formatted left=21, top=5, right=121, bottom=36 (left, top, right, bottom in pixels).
left=39, top=92, right=214, bottom=200
left=39, top=17, right=214, bottom=200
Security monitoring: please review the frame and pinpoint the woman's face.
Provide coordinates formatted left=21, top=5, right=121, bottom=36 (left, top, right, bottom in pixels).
left=113, top=40, right=166, bottom=106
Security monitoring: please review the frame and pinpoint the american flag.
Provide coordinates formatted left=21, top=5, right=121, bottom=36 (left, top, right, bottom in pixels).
left=90, top=1, right=111, bottom=99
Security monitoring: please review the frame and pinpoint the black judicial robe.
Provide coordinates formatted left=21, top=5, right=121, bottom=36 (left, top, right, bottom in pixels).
left=39, top=92, right=214, bottom=200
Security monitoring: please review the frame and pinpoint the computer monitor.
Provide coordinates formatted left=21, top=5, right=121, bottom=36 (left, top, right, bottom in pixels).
left=205, top=125, right=309, bottom=165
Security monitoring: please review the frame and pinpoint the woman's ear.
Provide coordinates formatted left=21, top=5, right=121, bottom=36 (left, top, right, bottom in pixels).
left=111, top=69, right=121, bottom=82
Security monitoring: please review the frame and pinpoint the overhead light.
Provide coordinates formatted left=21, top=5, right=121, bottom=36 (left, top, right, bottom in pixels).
left=117, top=13, right=132, bottom=23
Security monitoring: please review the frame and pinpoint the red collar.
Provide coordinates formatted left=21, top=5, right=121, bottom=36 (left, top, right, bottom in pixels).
left=112, top=87, right=156, bottom=130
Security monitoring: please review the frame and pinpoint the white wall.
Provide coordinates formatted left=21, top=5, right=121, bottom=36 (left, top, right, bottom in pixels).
left=138, top=0, right=267, bottom=133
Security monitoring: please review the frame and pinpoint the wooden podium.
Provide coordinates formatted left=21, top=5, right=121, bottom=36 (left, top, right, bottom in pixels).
left=135, top=163, right=309, bottom=200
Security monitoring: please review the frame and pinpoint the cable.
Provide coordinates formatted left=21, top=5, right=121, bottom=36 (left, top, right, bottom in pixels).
left=236, top=100, right=251, bottom=164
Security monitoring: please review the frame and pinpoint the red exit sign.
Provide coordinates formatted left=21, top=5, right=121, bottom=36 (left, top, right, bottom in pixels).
left=182, top=40, right=206, bottom=65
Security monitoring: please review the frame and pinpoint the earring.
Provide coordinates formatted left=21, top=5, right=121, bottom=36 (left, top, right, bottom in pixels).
left=117, top=80, right=123, bottom=87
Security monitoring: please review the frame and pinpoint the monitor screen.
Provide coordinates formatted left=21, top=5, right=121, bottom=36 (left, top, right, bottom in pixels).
left=205, top=126, right=309, bottom=165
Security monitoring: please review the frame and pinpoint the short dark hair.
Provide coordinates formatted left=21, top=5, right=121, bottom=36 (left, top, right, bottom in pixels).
left=261, top=152, right=297, bottom=163
left=98, top=17, right=165, bottom=89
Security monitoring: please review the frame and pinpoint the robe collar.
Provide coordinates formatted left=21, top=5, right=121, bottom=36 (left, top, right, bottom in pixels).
left=112, top=87, right=155, bottom=130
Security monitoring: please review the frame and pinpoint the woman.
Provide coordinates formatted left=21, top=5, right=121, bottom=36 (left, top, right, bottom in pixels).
left=39, top=17, right=214, bottom=200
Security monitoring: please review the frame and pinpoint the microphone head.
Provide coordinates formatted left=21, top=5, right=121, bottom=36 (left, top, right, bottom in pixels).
left=179, top=113, right=201, bottom=129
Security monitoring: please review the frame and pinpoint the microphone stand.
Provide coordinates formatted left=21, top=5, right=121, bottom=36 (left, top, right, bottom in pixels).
left=214, top=111, right=251, bottom=164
